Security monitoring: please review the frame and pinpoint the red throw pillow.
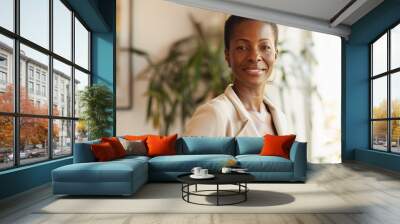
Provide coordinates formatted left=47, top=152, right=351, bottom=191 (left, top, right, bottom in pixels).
left=101, top=137, right=126, bottom=158
left=146, top=134, right=178, bottom=157
left=260, top=134, right=296, bottom=159
left=91, top=142, right=117, bottom=161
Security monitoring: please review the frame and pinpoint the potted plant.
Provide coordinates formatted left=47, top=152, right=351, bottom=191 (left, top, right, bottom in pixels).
left=79, top=84, right=113, bottom=140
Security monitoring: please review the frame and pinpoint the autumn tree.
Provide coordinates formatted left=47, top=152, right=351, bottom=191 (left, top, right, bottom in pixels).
left=0, top=84, right=59, bottom=152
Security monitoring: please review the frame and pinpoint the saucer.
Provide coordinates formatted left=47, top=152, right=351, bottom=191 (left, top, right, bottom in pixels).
left=190, top=174, right=215, bottom=179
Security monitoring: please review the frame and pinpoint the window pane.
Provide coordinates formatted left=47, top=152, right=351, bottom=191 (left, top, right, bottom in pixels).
left=20, top=0, right=49, bottom=49
left=0, top=116, right=13, bottom=170
left=53, top=59, right=72, bottom=117
left=372, top=77, right=387, bottom=119
left=53, top=119, right=72, bottom=158
left=391, top=120, right=400, bottom=153
left=74, top=18, right=89, bottom=70
left=53, top=0, right=72, bottom=60
left=74, top=69, right=89, bottom=118
left=372, top=121, right=388, bottom=151
left=0, top=0, right=14, bottom=31
left=391, top=72, right=400, bottom=118
left=391, top=24, right=400, bottom=70
left=20, top=44, right=49, bottom=115
left=20, top=117, right=49, bottom=165
left=75, top=120, right=88, bottom=143
left=0, top=34, right=14, bottom=112
left=372, top=33, right=387, bottom=76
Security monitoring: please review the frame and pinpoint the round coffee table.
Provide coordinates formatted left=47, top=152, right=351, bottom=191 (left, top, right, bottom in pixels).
left=177, top=172, right=255, bottom=206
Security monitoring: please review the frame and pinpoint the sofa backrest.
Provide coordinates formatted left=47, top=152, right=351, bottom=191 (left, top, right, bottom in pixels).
left=73, top=139, right=100, bottom=163
left=235, top=137, right=264, bottom=155
left=176, top=137, right=236, bottom=155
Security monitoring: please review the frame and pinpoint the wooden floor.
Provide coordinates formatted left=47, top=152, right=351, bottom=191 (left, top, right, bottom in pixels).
left=1, top=162, right=400, bottom=224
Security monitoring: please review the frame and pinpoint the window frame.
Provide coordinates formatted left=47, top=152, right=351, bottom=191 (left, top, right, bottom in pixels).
left=370, top=20, right=400, bottom=154
left=0, top=0, right=92, bottom=171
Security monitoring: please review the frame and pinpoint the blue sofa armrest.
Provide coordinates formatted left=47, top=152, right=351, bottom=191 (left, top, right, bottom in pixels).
left=289, top=141, right=307, bottom=181
left=73, top=140, right=100, bottom=163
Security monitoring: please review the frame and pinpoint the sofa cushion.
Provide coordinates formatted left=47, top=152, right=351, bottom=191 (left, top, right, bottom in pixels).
left=52, top=158, right=147, bottom=183
left=235, top=137, right=263, bottom=155
left=73, top=139, right=101, bottom=163
left=236, top=155, right=293, bottom=172
left=147, top=134, right=178, bottom=157
left=148, top=154, right=235, bottom=172
left=91, top=142, right=118, bottom=161
left=177, top=137, right=235, bottom=155
left=260, top=134, right=296, bottom=159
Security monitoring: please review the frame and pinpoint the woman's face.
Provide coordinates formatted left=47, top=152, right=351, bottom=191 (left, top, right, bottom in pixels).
left=225, top=20, right=277, bottom=88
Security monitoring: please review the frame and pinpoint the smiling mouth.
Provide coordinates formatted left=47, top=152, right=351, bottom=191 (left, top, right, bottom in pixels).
left=243, top=68, right=267, bottom=75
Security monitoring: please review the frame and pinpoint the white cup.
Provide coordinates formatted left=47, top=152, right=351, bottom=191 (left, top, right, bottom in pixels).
left=221, top=167, right=232, bottom=174
left=191, top=167, right=202, bottom=176
left=200, top=169, right=208, bottom=176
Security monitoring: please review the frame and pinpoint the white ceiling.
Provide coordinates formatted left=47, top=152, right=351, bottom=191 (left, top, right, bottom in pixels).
left=167, top=0, right=384, bottom=38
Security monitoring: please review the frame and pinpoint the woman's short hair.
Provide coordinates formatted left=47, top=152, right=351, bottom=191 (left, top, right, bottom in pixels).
left=224, top=15, right=278, bottom=50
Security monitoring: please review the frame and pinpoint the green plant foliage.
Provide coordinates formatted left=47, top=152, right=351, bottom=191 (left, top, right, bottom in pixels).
left=79, top=84, right=113, bottom=140
left=133, top=15, right=232, bottom=135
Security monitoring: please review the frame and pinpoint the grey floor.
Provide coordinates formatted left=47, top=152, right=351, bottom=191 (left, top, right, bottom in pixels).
left=1, top=162, right=400, bottom=224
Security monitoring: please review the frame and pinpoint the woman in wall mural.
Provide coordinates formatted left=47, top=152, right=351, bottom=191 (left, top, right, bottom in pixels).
left=184, top=15, right=290, bottom=137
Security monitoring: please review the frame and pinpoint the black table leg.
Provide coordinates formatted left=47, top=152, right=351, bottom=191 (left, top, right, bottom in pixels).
left=195, top=184, right=197, bottom=192
left=217, top=184, right=219, bottom=206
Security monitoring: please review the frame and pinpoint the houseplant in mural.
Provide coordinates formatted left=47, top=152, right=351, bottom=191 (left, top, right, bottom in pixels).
left=133, top=16, right=319, bottom=136
left=79, top=84, right=113, bottom=140
left=132, top=15, right=231, bottom=135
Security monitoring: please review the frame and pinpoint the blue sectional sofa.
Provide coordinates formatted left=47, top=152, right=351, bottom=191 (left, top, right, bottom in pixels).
left=52, top=137, right=307, bottom=196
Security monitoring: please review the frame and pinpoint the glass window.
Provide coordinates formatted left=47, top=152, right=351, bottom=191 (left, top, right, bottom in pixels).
left=20, top=0, right=49, bottom=49
left=0, top=0, right=14, bottom=31
left=75, top=120, right=88, bottom=143
left=372, top=121, right=388, bottom=151
left=28, top=81, right=33, bottom=94
left=391, top=24, right=400, bottom=70
left=53, top=119, right=72, bottom=158
left=372, top=34, right=387, bottom=76
left=20, top=44, right=49, bottom=115
left=53, top=59, right=71, bottom=116
left=391, top=120, right=400, bottom=153
left=53, top=0, right=72, bottom=60
left=0, top=116, right=13, bottom=170
left=19, top=117, right=49, bottom=165
left=74, top=69, right=89, bottom=118
left=74, top=17, right=89, bottom=70
left=0, top=34, right=13, bottom=113
left=372, top=77, right=387, bottom=119
left=0, top=1, right=92, bottom=170
left=391, top=72, right=400, bottom=118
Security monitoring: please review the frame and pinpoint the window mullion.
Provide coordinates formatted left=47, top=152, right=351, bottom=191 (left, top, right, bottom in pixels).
left=71, top=11, right=76, bottom=155
left=13, top=0, right=20, bottom=167
left=388, top=30, right=391, bottom=153
left=48, top=0, right=54, bottom=160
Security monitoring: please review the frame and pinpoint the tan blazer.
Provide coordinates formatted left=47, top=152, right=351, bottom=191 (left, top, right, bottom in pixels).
left=183, top=84, right=290, bottom=137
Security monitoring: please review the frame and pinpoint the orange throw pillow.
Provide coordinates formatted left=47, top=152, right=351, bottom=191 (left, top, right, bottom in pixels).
left=91, top=142, right=117, bottom=161
left=124, top=135, right=149, bottom=141
left=101, top=137, right=127, bottom=158
left=260, top=134, right=296, bottom=159
left=146, top=134, right=178, bottom=157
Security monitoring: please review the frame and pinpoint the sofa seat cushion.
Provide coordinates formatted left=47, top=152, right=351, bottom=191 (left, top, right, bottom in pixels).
left=236, top=155, right=293, bottom=172
left=149, top=154, right=235, bottom=172
left=52, top=159, right=147, bottom=183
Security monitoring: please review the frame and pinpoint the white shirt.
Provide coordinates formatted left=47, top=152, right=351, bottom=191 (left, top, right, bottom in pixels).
left=247, top=103, right=276, bottom=136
